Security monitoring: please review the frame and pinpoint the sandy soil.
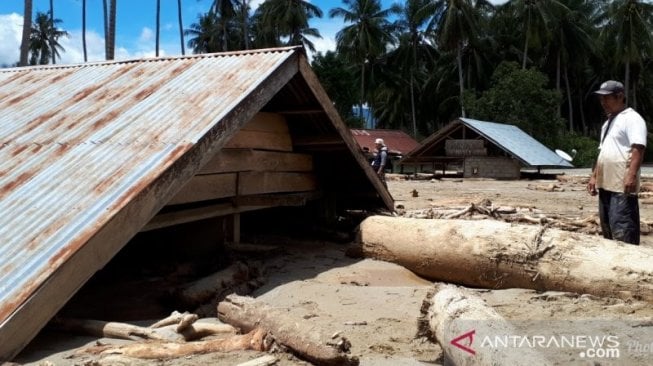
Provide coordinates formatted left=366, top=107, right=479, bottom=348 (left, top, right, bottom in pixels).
left=12, top=171, right=653, bottom=365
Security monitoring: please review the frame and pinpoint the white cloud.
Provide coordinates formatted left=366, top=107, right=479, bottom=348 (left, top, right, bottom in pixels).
left=139, top=27, right=154, bottom=43
left=58, top=30, right=107, bottom=64
left=0, top=13, right=23, bottom=66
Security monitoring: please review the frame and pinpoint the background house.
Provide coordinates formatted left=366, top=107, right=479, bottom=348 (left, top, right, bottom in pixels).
left=400, top=118, right=574, bottom=179
left=350, top=129, right=420, bottom=172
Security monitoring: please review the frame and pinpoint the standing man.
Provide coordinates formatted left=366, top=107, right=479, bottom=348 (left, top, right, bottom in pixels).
left=587, top=80, right=648, bottom=245
left=371, top=138, right=388, bottom=186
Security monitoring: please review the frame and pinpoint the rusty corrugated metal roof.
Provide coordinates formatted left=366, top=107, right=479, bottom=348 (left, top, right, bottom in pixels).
left=0, top=47, right=302, bottom=360
left=350, top=129, right=419, bottom=155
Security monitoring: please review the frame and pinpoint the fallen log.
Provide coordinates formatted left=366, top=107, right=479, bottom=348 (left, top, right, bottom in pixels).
left=354, top=216, right=653, bottom=302
left=53, top=316, right=235, bottom=342
left=177, top=262, right=261, bottom=307
left=82, top=327, right=267, bottom=359
left=420, top=284, right=550, bottom=365
left=217, top=294, right=359, bottom=366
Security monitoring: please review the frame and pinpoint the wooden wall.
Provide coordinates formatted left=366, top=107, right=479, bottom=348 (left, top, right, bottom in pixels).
left=169, top=112, right=316, bottom=205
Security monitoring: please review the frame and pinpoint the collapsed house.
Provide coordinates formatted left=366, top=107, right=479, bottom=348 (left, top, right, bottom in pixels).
left=400, top=118, right=573, bottom=178
left=0, top=46, right=392, bottom=361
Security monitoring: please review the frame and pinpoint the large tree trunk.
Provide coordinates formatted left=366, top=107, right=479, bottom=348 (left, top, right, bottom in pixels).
left=19, top=0, right=32, bottom=66
left=218, top=294, right=359, bottom=366
left=354, top=216, right=653, bottom=302
left=420, top=284, right=550, bottom=365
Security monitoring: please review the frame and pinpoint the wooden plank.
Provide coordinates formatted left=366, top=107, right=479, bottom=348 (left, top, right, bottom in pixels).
left=241, top=112, right=288, bottom=133
left=168, top=173, right=237, bottom=205
left=238, top=172, right=316, bottom=196
left=142, top=203, right=268, bottom=232
left=232, top=191, right=322, bottom=206
left=223, top=130, right=293, bottom=151
left=199, top=149, right=313, bottom=174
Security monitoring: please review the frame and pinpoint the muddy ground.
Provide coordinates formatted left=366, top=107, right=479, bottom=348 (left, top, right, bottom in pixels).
left=12, top=169, right=653, bottom=365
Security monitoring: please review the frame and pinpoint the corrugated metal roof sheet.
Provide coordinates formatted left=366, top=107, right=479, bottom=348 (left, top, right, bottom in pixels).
left=0, top=47, right=302, bottom=359
left=460, top=118, right=574, bottom=168
left=350, top=129, right=420, bottom=155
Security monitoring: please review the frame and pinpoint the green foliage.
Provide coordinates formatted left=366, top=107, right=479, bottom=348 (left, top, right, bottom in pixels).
left=551, top=132, right=599, bottom=168
left=464, top=61, right=565, bottom=147
left=311, top=51, right=358, bottom=126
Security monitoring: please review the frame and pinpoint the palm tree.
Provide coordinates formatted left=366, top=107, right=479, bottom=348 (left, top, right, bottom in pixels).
left=185, top=11, right=220, bottom=53
left=597, top=0, right=653, bottom=105
left=19, top=0, right=33, bottom=66
left=547, top=0, right=596, bottom=130
left=178, top=0, right=185, bottom=55
left=424, top=0, right=485, bottom=118
left=213, top=0, right=239, bottom=51
left=330, top=0, right=398, bottom=121
left=29, top=11, right=69, bottom=65
left=155, top=0, right=161, bottom=56
left=258, top=0, right=323, bottom=51
left=394, top=0, right=434, bottom=137
left=82, top=0, right=88, bottom=61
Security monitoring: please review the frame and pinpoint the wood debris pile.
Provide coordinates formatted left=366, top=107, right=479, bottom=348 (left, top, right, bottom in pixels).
left=398, top=199, right=653, bottom=236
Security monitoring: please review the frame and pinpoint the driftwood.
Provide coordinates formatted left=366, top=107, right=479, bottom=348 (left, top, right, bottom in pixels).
left=217, top=294, right=359, bottom=366
left=53, top=315, right=236, bottom=342
left=355, top=216, right=653, bottom=302
left=82, top=327, right=267, bottom=359
left=405, top=202, right=605, bottom=235
left=419, top=284, right=550, bottom=366
left=177, top=262, right=263, bottom=308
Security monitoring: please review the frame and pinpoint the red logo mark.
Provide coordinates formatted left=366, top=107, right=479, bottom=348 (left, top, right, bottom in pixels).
left=450, top=329, right=476, bottom=355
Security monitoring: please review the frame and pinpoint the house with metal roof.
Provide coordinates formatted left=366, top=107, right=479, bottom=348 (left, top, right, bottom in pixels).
left=350, top=129, right=420, bottom=172
left=400, top=118, right=574, bottom=178
left=0, top=47, right=392, bottom=361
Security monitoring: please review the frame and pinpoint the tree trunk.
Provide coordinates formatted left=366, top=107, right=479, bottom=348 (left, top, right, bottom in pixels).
left=354, top=216, right=653, bottom=302
left=155, top=0, right=160, bottom=57
left=82, top=0, right=88, bottom=61
left=457, top=42, right=466, bottom=118
left=420, top=284, right=550, bottom=365
left=49, top=0, right=55, bottom=64
left=177, top=0, right=185, bottom=55
left=218, top=294, right=359, bottom=366
left=19, top=0, right=32, bottom=66
left=107, top=0, right=116, bottom=60
left=102, top=0, right=109, bottom=59
left=564, top=66, right=573, bottom=131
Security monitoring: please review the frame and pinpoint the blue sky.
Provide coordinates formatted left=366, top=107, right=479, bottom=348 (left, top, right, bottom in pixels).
left=0, top=0, right=400, bottom=66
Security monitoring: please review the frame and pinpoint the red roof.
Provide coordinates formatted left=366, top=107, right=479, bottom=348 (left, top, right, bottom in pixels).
left=350, top=129, right=420, bottom=155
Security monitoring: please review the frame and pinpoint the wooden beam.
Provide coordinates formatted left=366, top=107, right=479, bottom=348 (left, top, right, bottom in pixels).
left=141, top=203, right=267, bottom=232
left=199, top=149, right=313, bottom=174
left=238, top=172, right=316, bottom=196
left=241, top=112, right=289, bottom=133
left=223, top=130, right=293, bottom=151
left=276, top=109, right=324, bottom=115
left=292, top=136, right=345, bottom=147
left=168, top=173, right=237, bottom=205
left=232, top=191, right=322, bottom=206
